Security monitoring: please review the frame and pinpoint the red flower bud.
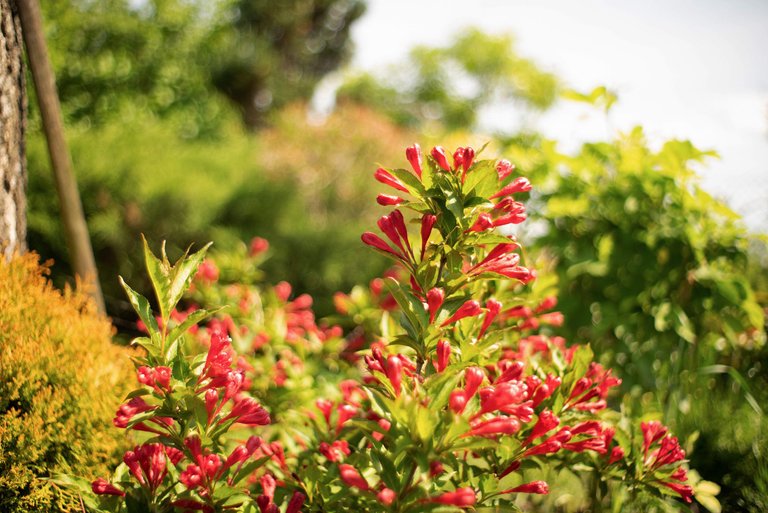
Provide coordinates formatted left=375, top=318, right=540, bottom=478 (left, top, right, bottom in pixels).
left=436, top=340, right=451, bottom=372
left=377, top=193, right=405, bottom=206
left=464, top=367, right=485, bottom=398
left=249, top=237, right=269, bottom=256
left=496, top=159, right=515, bottom=180
left=92, top=478, right=125, bottom=496
left=441, top=300, right=483, bottom=327
left=339, top=464, right=369, bottom=491
left=377, top=488, right=396, bottom=506
left=405, top=143, right=423, bottom=178
left=286, top=492, right=306, bottom=513
left=420, top=214, right=437, bottom=257
left=502, top=480, right=549, bottom=495
left=374, top=167, right=409, bottom=193
left=479, top=299, right=502, bottom=338
left=490, top=176, right=532, bottom=199
left=385, top=355, right=403, bottom=397
left=431, top=146, right=451, bottom=171
left=449, top=390, right=468, bottom=413
left=426, top=287, right=445, bottom=323
left=430, top=487, right=476, bottom=507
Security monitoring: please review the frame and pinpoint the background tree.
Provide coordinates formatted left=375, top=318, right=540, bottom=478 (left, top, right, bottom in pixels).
left=0, top=0, right=26, bottom=259
left=212, top=0, right=366, bottom=128
left=337, top=28, right=559, bottom=130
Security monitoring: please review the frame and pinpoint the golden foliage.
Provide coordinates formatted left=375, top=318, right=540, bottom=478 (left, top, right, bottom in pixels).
left=0, top=253, right=134, bottom=512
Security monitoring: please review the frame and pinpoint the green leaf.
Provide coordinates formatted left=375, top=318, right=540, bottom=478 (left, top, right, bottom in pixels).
left=119, top=276, right=159, bottom=335
left=142, top=236, right=172, bottom=323
left=384, top=277, right=429, bottom=332
left=166, top=307, right=222, bottom=348
left=388, top=167, right=427, bottom=198
left=167, top=242, right=212, bottom=316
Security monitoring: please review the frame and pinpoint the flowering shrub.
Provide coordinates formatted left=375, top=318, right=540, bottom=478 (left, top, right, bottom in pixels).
left=68, top=144, right=715, bottom=512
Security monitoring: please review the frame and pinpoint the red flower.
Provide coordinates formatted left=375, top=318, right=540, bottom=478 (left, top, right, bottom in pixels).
left=426, top=287, right=445, bottom=323
left=496, top=159, right=515, bottom=180
left=430, top=146, right=451, bottom=171
left=92, top=478, right=125, bottom=496
left=464, top=367, right=485, bottom=398
left=490, top=176, right=532, bottom=199
left=339, top=464, right=369, bottom=490
left=249, top=237, right=269, bottom=256
left=405, top=143, right=423, bottom=178
left=377, top=488, right=396, bottom=506
left=436, top=340, right=451, bottom=372
left=286, top=491, right=306, bottom=513
left=223, top=396, right=270, bottom=425
left=449, top=390, right=468, bottom=413
left=660, top=480, right=694, bottom=503
left=466, top=416, right=521, bottom=437
left=502, top=480, right=549, bottom=495
left=430, top=487, right=476, bottom=507
left=377, top=193, right=404, bottom=206
left=420, top=214, right=437, bottom=257
left=374, top=167, right=409, bottom=193
left=478, top=298, right=502, bottom=338
left=523, top=410, right=560, bottom=446
left=385, top=355, right=404, bottom=397
left=441, top=300, right=483, bottom=327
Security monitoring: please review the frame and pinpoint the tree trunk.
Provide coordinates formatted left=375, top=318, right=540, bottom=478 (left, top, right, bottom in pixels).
left=0, top=0, right=26, bottom=259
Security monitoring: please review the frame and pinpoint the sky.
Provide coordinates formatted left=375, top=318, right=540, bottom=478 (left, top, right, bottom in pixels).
left=346, top=0, right=768, bottom=231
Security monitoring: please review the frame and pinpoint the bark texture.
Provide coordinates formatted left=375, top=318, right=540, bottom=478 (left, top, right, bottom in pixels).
left=0, top=0, right=26, bottom=259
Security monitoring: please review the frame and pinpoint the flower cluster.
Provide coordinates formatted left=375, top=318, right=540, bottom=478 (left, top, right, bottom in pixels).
left=87, top=241, right=301, bottom=513
left=293, top=143, right=695, bottom=511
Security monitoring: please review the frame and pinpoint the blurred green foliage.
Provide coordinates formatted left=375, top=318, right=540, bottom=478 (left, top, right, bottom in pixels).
left=337, top=28, right=559, bottom=130
left=212, top=0, right=366, bottom=127
left=40, top=0, right=364, bottom=132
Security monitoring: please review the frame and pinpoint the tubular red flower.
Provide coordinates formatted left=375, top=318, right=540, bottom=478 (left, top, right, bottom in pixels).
left=431, top=146, right=451, bottom=171
left=420, top=214, right=437, bottom=257
left=468, top=213, right=494, bottom=232
left=466, top=416, right=521, bottom=437
left=405, top=143, right=423, bottom=178
left=523, top=410, right=560, bottom=446
left=496, top=159, right=515, bottom=180
left=377, top=193, right=405, bottom=206
left=389, top=209, right=413, bottom=257
left=464, top=367, right=485, bottom=399
left=92, top=478, right=125, bottom=496
left=249, top=236, right=269, bottom=256
left=286, top=492, right=306, bottom=513
left=608, top=446, right=625, bottom=465
left=205, top=388, right=219, bottom=423
left=426, top=287, right=445, bottom=323
left=449, top=390, right=468, bottom=413
left=339, top=464, right=370, bottom=491
left=374, top=167, right=409, bottom=193
left=223, top=396, right=270, bottom=425
left=441, top=300, right=483, bottom=327
left=641, top=420, right=669, bottom=456
left=385, top=355, right=404, bottom=397
left=361, top=232, right=403, bottom=259
left=479, top=298, right=502, bottom=338
left=490, top=177, right=532, bottom=199
left=436, top=340, right=451, bottom=372
left=502, top=481, right=549, bottom=495
left=377, top=488, right=396, bottom=506
left=430, top=487, right=476, bottom=507
left=659, top=480, right=694, bottom=503
left=336, top=403, right=358, bottom=433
